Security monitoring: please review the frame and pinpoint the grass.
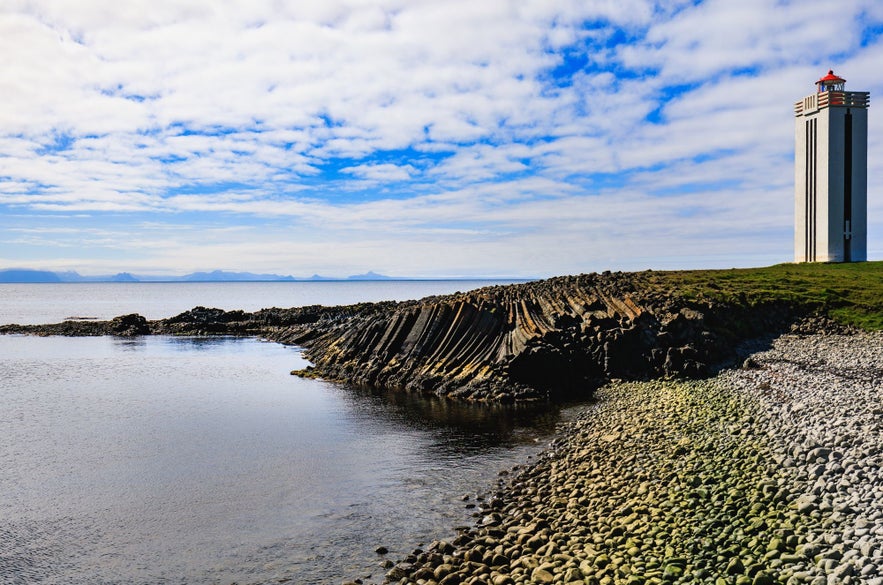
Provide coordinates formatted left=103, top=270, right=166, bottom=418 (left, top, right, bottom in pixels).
left=642, top=261, right=883, bottom=331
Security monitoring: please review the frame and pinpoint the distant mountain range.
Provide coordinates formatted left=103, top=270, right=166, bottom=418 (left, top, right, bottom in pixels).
left=0, top=269, right=511, bottom=283
left=0, top=268, right=400, bottom=283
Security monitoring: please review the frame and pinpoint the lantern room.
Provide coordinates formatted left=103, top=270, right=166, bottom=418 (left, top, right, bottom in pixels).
left=816, top=70, right=846, bottom=93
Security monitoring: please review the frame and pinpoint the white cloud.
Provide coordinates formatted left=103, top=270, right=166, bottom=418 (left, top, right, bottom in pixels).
left=340, top=163, right=416, bottom=181
left=0, top=0, right=881, bottom=275
left=619, top=0, right=875, bottom=82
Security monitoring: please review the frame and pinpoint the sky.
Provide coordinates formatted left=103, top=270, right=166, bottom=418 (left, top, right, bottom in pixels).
left=1, top=0, right=882, bottom=278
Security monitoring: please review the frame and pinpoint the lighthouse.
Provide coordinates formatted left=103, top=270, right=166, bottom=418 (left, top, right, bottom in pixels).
left=794, top=70, right=870, bottom=262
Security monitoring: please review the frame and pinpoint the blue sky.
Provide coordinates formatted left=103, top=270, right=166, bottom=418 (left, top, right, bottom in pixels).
left=1, top=0, right=882, bottom=278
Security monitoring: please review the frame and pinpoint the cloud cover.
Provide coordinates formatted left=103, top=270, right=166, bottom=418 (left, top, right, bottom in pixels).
left=1, top=0, right=881, bottom=276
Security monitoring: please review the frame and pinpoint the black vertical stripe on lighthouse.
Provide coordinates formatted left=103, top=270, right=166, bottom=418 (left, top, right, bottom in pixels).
left=806, top=119, right=812, bottom=261
left=806, top=118, right=818, bottom=262
left=815, top=118, right=819, bottom=261
left=844, top=108, right=853, bottom=262
left=812, top=119, right=815, bottom=261
left=807, top=118, right=816, bottom=262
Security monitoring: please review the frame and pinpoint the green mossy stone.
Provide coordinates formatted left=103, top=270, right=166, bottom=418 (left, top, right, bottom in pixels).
left=726, top=558, right=745, bottom=575
left=662, top=564, right=684, bottom=579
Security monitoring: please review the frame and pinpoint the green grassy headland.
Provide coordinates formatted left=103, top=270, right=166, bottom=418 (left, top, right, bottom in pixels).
left=642, top=260, right=883, bottom=331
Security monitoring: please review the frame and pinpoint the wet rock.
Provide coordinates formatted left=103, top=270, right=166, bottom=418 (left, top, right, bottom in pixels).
left=108, top=313, right=150, bottom=336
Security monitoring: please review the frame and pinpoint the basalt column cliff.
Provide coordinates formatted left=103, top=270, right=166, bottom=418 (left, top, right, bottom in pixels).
left=272, top=272, right=801, bottom=402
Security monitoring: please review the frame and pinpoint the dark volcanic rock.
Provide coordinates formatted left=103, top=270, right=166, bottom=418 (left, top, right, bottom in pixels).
left=270, top=272, right=806, bottom=402
left=108, top=313, right=150, bottom=336
left=0, top=318, right=139, bottom=337
left=3, top=314, right=150, bottom=336
left=150, top=303, right=399, bottom=336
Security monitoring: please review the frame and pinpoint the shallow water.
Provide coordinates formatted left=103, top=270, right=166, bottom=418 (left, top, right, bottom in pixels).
left=0, top=280, right=523, bottom=325
left=0, top=334, right=574, bottom=584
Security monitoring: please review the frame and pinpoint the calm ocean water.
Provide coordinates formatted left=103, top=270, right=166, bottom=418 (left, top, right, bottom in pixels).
left=0, top=281, right=580, bottom=585
left=0, top=280, right=524, bottom=325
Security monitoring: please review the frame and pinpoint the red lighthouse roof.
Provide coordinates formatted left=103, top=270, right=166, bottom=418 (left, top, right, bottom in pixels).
left=816, top=69, right=846, bottom=86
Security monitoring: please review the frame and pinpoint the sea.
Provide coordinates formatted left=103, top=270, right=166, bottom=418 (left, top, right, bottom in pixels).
left=0, top=281, right=585, bottom=585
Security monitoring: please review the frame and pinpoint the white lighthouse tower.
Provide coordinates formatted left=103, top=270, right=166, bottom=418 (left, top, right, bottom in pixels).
left=794, top=70, right=870, bottom=262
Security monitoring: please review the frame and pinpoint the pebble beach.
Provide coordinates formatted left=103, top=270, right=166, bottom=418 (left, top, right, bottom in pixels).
left=364, top=331, right=883, bottom=585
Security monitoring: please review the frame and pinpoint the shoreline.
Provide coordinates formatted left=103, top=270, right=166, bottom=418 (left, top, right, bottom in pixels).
left=0, top=273, right=822, bottom=405
left=362, top=330, right=882, bottom=585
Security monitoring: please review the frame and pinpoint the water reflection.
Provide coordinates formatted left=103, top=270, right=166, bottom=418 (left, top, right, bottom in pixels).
left=340, top=386, right=568, bottom=453
left=110, top=336, right=148, bottom=351
left=0, top=335, right=587, bottom=585
left=116, top=335, right=255, bottom=351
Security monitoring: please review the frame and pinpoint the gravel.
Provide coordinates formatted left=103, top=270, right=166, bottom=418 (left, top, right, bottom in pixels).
left=355, top=331, right=883, bottom=585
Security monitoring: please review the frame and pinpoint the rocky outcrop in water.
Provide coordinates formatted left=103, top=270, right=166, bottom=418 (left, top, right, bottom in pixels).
left=0, top=303, right=392, bottom=338
left=0, top=313, right=151, bottom=337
